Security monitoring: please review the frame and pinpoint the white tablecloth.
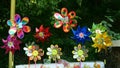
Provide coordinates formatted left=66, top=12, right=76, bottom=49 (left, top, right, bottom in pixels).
left=16, top=61, right=104, bottom=68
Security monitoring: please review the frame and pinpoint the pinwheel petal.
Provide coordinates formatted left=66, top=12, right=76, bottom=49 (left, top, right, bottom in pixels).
left=70, top=19, right=77, bottom=27
left=54, top=13, right=64, bottom=20
left=15, top=14, right=21, bottom=24
left=17, top=29, right=24, bottom=39
left=73, top=54, right=79, bottom=59
left=68, top=11, right=76, bottom=19
left=8, top=27, right=17, bottom=35
left=22, top=17, right=29, bottom=25
left=61, top=8, right=68, bottom=16
left=63, top=24, right=70, bottom=32
left=23, top=26, right=31, bottom=33
left=54, top=21, right=63, bottom=28
left=7, top=20, right=16, bottom=27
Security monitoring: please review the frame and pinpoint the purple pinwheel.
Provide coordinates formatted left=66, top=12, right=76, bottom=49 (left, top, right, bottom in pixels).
left=71, top=26, right=91, bottom=44
left=1, top=35, right=21, bottom=54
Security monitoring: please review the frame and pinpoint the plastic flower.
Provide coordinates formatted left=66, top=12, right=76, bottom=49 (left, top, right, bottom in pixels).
left=72, top=26, right=91, bottom=44
left=34, top=25, right=51, bottom=42
left=92, top=32, right=112, bottom=52
left=23, top=42, right=35, bottom=57
left=7, top=14, right=31, bottom=39
left=72, top=44, right=88, bottom=61
left=29, top=45, right=44, bottom=62
left=1, top=35, right=21, bottom=54
left=54, top=7, right=77, bottom=32
left=90, top=23, right=106, bottom=37
left=46, top=44, right=62, bottom=61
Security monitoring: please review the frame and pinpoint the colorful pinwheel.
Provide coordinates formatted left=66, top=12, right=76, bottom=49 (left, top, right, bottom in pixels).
left=90, top=23, right=107, bottom=37
left=46, top=44, right=62, bottom=61
left=72, top=26, right=91, bottom=44
left=92, top=32, right=112, bottom=52
left=72, top=44, right=88, bottom=61
left=34, top=25, right=51, bottom=42
left=7, top=14, right=31, bottom=39
left=24, top=43, right=44, bottom=62
left=1, top=35, right=21, bottom=54
left=54, top=7, right=77, bottom=32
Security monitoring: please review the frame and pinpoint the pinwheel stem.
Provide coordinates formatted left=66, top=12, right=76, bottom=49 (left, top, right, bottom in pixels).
left=9, top=0, right=16, bottom=68
left=80, top=61, right=81, bottom=68
left=28, top=57, right=30, bottom=68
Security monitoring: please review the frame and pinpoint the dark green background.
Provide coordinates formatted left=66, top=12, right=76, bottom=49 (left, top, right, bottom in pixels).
left=0, top=0, right=120, bottom=68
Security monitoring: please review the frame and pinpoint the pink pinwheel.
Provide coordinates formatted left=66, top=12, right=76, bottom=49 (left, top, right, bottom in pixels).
left=1, top=35, right=21, bottom=54
left=7, top=14, right=31, bottom=39
left=54, top=7, right=77, bottom=32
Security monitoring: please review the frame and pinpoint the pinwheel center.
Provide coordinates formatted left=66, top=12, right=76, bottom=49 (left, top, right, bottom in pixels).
left=32, top=50, right=39, bottom=56
left=8, top=42, right=14, bottom=47
left=39, top=32, right=44, bottom=37
left=28, top=46, right=32, bottom=49
left=98, top=38, right=104, bottom=44
left=77, top=50, right=84, bottom=56
left=52, top=49, right=58, bottom=55
left=95, top=29, right=101, bottom=34
left=63, top=16, right=69, bottom=23
left=79, top=33, right=84, bottom=38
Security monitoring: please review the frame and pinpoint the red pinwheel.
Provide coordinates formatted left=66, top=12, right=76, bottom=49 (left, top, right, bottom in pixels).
left=54, top=7, right=77, bottom=32
left=1, top=35, right=21, bottom=54
left=34, top=25, right=51, bottom=42
left=7, top=14, right=31, bottom=39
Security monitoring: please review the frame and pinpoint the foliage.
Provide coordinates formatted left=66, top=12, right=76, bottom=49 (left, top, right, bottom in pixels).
left=0, top=0, right=120, bottom=68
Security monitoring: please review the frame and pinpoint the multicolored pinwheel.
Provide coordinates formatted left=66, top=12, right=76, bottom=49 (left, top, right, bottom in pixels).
left=1, top=35, right=21, bottom=54
left=54, top=7, right=77, bottom=32
left=71, top=26, right=91, bottom=44
left=72, top=44, right=88, bottom=61
left=34, top=25, right=51, bottom=42
left=23, top=43, right=44, bottom=62
left=7, top=14, right=31, bottom=39
left=92, top=32, right=112, bottom=52
left=46, top=44, right=62, bottom=61
left=90, top=23, right=107, bottom=37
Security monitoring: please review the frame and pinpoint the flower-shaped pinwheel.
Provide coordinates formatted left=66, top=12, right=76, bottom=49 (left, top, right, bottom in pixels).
left=34, top=25, right=51, bottom=42
left=24, top=43, right=44, bottom=62
left=1, top=35, right=21, bottom=54
left=72, top=26, right=91, bottom=44
left=7, top=14, right=31, bottom=39
left=90, top=23, right=107, bottom=37
left=46, top=44, right=62, bottom=61
left=92, top=32, right=112, bottom=52
left=23, top=42, right=35, bottom=57
left=54, top=7, right=77, bottom=32
left=72, top=44, right=88, bottom=61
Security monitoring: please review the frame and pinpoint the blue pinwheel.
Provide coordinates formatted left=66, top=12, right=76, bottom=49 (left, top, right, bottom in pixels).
left=71, top=26, right=91, bottom=44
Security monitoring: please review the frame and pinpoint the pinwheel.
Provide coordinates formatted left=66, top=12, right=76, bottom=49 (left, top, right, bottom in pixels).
left=90, top=23, right=107, bottom=37
left=46, top=44, right=62, bottom=61
left=23, top=43, right=44, bottom=68
left=72, top=44, right=88, bottom=61
left=92, top=32, right=112, bottom=52
left=7, top=14, right=31, bottom=39
left=54, top=7, right=77, bottom=32
left=34, top=25, right=51, bottom=42
left=72, top=26, right=91, bottom=44
left=1, top=35, right=21, bottom=54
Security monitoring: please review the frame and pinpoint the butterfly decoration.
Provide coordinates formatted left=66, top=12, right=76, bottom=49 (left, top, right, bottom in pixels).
left=46, top=44, right=62, bottom=61
left=54, top=7, right=77, bottom=32
left=1, top=35, right=21, bottom=54
left=34, top=25, right=51, bottom=42
left=72, top=44, right=88, bottom=61
left=7, top=14, right=31, bottom=39
left=71, top=26, right=91, bottom=44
